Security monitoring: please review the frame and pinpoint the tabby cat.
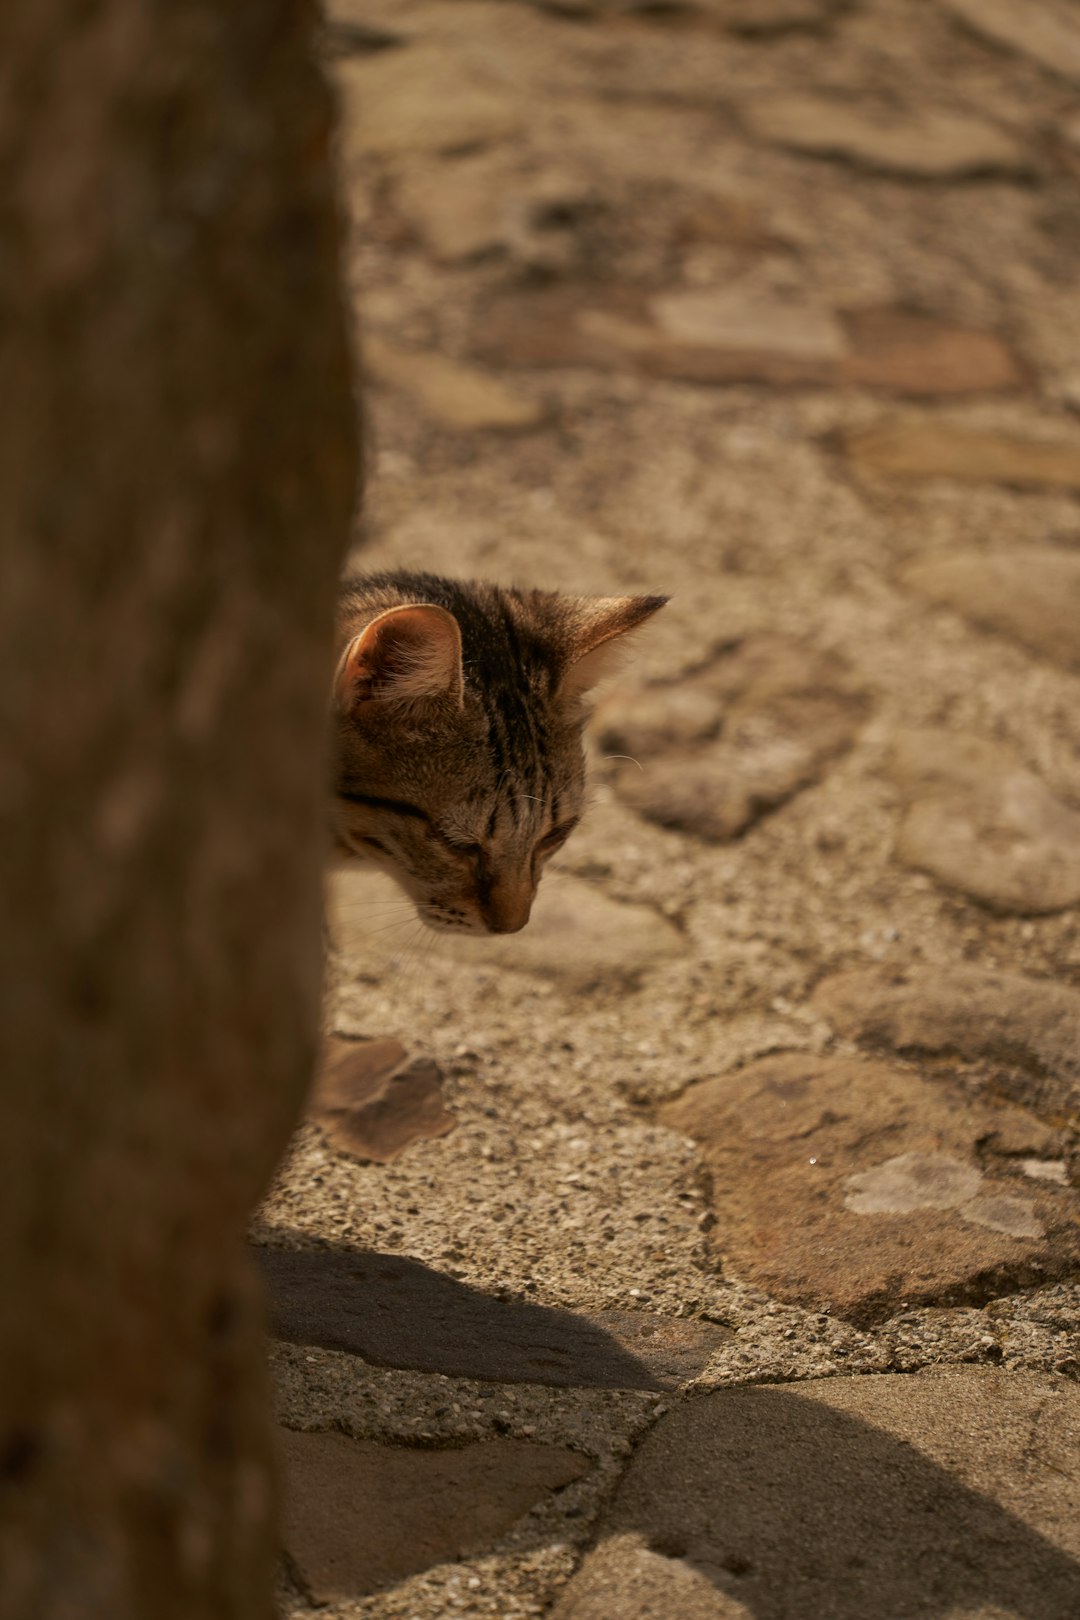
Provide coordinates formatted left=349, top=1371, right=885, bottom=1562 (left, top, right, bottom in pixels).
left=331, top=571, right=665, bottom=935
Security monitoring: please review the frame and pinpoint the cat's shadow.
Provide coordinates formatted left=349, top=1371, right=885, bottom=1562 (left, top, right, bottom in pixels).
left=256, top=1240, right=1080, bottom=1616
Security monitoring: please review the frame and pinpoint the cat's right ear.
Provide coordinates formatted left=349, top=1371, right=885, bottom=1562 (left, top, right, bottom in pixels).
left=558, top=594, right=668, bottom=701
left=334, top=605, right=464, bottom=711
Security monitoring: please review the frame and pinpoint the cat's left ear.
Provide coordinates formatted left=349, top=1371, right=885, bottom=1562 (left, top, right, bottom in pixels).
left=335, top=604, right=464, bottom=710
left=559, top=595, right=667, bottom=700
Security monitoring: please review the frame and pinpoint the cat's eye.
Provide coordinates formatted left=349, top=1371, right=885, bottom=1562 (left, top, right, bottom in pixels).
left=434, top=831, right=483, bottom=861
left=339, top=790, right=431, bottom=826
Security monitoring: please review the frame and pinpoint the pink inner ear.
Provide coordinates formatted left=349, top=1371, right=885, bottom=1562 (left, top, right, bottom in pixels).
left=561, top=593, right=667, bottom=699
left=336, top=604, right=463, bottom=708
left=559, top=639, right=627, bottom=699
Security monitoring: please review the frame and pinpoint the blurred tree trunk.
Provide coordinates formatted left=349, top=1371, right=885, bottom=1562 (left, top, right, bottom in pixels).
left=0, top=3, right=357, bottom=1616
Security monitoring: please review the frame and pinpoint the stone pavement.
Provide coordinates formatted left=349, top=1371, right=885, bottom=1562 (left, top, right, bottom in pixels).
left=257, top=2, right=1080, bottom=1614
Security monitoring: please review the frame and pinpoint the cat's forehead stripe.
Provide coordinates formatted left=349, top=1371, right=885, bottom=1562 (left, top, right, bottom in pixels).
left=486, top=703, right=508, bottom=780
left=482, top=673, right=550, bottom=798
left=340, top=570, right=586, bottom=839
left=479, top=680, right=553, bottom=836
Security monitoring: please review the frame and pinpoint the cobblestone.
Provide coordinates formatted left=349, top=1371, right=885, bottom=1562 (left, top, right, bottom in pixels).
left=266, top=3, right=1080, bottom=1613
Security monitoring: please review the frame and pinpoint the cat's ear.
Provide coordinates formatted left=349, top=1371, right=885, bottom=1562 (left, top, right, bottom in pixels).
left=559, top=594, right=667, bottom=700
left=335, top=604, right=464, bottom=710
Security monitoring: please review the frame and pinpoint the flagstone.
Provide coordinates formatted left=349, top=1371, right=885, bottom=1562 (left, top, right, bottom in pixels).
left=279, top=1427, right=588, bottom=1602
left=813, top=965, right=1080, bottom=1121
left=942, top=0, right=1080, bottom=89
left=844, top=420, right=1080, bottom=490
left=658, top=1053, right=1080, bottom=1322
left=258, top=1248, right=729, bottom=1389
left=885, top=727, right=1080, bottom=914
left=903, top=547, right=1080, bottom=673
left=337, top=47, right=522, bottom=161
left=310, top=1037, right=456, bottom=1163
left=741, top=94, right=1027, bottom=178
left=366, top=338, right=545, bottom=432
left=596, top=637, right=865, bottom=842
left=552, top=1371, right=1080, bottom=1619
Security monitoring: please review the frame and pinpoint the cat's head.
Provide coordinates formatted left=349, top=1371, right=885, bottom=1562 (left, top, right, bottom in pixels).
left=331, top=573, right=665, bottom=935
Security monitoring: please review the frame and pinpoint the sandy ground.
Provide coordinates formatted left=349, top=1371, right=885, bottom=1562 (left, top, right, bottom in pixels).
left=258, top=3, right=1080, bottom=1614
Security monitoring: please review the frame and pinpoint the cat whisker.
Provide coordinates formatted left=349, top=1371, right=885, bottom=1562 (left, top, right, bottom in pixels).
left=332, top=896, right=415, bottom=924
left=414, top=929, right=441, bottom=981
left=329, top=888, right=414, bottom=910
left=602, top=753, right=643, bottom=770
left=381, top=920, right=422, bottom=966
left=339, top=901, right=417, bottom=916
left=392, top=922, right=442, bottom=987
left=354, top=914, right=426, bottom=943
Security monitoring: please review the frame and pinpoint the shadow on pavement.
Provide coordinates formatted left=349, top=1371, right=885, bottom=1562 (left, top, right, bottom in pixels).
left=579, top=1381, right=1080, bottom=1619
left=254, top=1239, right=728, bottom=1391
left=256, top=1243, right=1080, bottom=1614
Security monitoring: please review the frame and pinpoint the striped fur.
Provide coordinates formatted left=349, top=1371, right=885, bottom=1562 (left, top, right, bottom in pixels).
left=331, top=572, right=665, bottom=934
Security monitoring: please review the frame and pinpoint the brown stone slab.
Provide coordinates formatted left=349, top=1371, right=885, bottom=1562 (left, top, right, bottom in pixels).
left=552, top=1370, right=1080, bottom=1619
left=943, top=0, right=1080, bottom=88
left=707, top=0, right=848, bottom=36
left=904, top=547, right=1080, bottom=673
left=366, top=337, right=544, bottom=432
left=651, top=288, right=847, bottom=361
left=394, top=153, right=513, bottom=263
left=610, top=691, right=862, bottom=840
left=888, top=725, right=1021, bottom=792
left=897, top=778, right=1080, bottom=915
left=839, top=307, right=1025, bottom=395
left=395, top=157, right=598, bottom=268
left=316, top=1035, right=407, bottom=1100
left=659, top=1053, right=1080, bottom=1323
left=844, top=419, right=1080, bottom=489
left=596, top=637, right=866, bottom=842
left=310, top=1037, right=456, bottom=1164
left=884, top=726, right=1080, bottom=914
left=478, top=287, right=1024, bottom=399
left=740, top=94, right=1027, bottom=177
left=476, top=285, right=839, bottom=385
left=642, top=344, right=836, bottom=387
left=256, top=1247, right=728, bottom=1389
left=527, top=0, right=846, bottom=30
left=476, top=287, right=647, bottom=372
left=813, top=965, right=1080, bottom=1122
left=336, top=48, right=522, bottom=160
left=279, top=1426, right=589, bottom=1601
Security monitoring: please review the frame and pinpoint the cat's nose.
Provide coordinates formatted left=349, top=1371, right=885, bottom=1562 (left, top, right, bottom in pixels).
left=481, top=877, right=533, bottom=934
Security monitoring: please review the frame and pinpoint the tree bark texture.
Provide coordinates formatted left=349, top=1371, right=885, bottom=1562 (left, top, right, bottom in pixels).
left=0, top=4, right=357, bottom=1615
